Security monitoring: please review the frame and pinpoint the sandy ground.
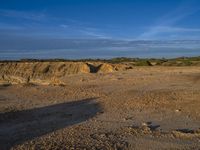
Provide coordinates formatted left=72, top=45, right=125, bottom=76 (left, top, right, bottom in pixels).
left=0, top=66, right=200, bottom=150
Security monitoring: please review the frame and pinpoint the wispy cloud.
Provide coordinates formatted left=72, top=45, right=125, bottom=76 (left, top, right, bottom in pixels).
left=0, top=9, right=111, bottom=39
left=156, top=26, right=200, bottom=32
left=60, top=24, right=69, bottom=28
left=0, top=9, right=46, bottom=21
left=79, top=27, right=111, bottom=39
left=138, top=26, right=200, bottom=40
left=156, top=0, right=200, bottom=25
left=138, top=0, right=200, bottom=40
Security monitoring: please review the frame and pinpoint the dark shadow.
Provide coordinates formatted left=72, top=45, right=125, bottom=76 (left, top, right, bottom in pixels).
left=145, top=122, right=160, bottom=131
left=86, top=63, right=101, bottom=73
left=131, top=123, right=161, bottom=131
left=176, top=129, right=195, bottom=134
left=147, top=125, right=160, bottom=131
left=0, top=98, right=101, bottom=149
left=0, top=84, right=11, bottom=90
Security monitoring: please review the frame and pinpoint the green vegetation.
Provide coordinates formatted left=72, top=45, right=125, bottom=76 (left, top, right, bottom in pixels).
left=1, top=56, right=200, bottom=66
left=107, top=56, right=200, bottom=66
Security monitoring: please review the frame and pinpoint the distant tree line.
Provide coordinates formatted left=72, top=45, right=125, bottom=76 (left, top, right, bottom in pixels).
left=1, top=56, right=200, bottom=66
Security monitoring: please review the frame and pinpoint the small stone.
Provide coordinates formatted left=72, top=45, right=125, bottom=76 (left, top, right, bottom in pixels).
left=175, top=109, right=181, bottom=112
left=142, top=122, right=148, bottom=126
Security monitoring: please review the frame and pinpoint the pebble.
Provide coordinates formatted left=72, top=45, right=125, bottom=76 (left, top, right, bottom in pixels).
left=175, top=109, right=181, bottom=112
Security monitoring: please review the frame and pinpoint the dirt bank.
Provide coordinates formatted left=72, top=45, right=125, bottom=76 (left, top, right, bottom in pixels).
left=0, top=62, right=132, bottom=85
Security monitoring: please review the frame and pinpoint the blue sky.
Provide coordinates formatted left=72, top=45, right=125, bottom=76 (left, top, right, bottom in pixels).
left=0, top=0, right=200, bottom=59
left=1, top=0, right=200, bottom=40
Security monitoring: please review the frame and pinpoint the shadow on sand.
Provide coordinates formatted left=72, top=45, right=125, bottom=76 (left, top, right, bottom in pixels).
left=0, top=98, right=101, bottom=149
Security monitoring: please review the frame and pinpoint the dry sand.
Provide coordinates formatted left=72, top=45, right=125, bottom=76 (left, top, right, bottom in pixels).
left=0, top=65, right=200, bottom=149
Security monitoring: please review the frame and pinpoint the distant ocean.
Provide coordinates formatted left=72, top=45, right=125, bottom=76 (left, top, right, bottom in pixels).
left=0, top=40, right=200, bottom=60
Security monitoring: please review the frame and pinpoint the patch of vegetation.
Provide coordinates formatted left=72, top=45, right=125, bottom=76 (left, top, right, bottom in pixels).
left=1, top=56, right=200, bottom=66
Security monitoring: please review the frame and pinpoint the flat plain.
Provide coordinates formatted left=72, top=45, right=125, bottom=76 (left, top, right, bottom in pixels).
left=0, top=63, right=200, bottom=149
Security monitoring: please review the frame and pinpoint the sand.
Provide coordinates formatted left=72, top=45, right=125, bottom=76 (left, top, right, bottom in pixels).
left=0, top=65, right=200, bottom=149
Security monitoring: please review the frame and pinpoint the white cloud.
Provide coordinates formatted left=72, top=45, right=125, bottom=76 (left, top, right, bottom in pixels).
left=60, top=24, right=69, bottom=28
left=79, top=27, right=111, bottom=39
left=138, top=0, right=200, bottom=40
left=138, top=26, right=200, bottom=40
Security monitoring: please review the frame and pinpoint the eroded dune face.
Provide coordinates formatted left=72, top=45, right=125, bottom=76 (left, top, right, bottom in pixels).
left=0, top=62, right=89, bottom=85
left=0, top=62, right=132, bottom=85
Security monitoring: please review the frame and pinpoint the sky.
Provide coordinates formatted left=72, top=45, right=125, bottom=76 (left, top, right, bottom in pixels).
left=0, top=0, right=200, bottom=59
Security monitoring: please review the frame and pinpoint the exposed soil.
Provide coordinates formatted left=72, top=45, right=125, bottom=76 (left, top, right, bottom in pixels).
left=0, top=65, right=200, bottom=149
left=0, top=62, right=132, bottom=85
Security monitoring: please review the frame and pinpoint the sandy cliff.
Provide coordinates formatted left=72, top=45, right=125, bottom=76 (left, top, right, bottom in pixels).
left=0, top=62, right=132, bottom=85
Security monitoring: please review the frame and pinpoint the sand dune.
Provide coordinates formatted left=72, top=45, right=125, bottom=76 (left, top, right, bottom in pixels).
left=0, top=62, right=133, bottom=85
